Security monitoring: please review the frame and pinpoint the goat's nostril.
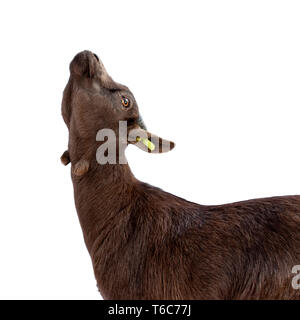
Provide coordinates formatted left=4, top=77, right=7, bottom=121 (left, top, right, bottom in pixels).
left=93, top=53, right=99, bottom=61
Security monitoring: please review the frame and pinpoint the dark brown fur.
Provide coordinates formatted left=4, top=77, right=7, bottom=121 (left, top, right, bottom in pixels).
left=61, top=50, right=300, bottom=299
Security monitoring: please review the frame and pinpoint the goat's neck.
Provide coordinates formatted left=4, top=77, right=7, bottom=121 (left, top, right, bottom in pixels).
left=69, top=137, right=137, bottom=250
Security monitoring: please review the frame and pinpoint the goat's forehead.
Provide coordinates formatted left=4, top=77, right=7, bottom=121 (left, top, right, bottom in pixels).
left=90, top=81, right=132, bottom=97
left=68, top=74, right=135, bottom=104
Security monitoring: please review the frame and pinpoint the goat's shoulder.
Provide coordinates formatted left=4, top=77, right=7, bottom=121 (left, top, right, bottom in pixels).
left=132, top=181, right=205, bottom=220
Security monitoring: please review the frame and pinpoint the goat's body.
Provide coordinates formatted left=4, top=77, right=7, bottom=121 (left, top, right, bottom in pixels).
left=72, top=163, right=300, bottom=300
left=63, top=50, right=300, bottom=300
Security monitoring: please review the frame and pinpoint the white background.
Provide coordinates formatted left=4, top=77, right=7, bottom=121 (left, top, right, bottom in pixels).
left=0, top=0, right=300, bottom=299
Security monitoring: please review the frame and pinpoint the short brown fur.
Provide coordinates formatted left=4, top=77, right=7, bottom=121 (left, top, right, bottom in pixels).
left=61, top=50, right=300, bottom=299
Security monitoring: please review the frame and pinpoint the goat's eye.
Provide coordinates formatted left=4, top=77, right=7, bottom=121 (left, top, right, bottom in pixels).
left=121, top=97, right=130, bottom=108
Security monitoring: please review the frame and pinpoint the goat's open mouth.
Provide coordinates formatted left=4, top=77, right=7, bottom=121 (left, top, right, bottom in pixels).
left=126, top=115, right=147, bottom=131
left=127, top=118, right=136, bottom=128
left=125, top=116, right=156, bottom=151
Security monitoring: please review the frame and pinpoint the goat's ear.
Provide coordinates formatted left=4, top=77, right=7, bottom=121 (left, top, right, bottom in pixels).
left=60, top=150, right=70, bottom=166
left=70, top=51, right=97, bottom=78
left=128, top=128, right=175, bottom=153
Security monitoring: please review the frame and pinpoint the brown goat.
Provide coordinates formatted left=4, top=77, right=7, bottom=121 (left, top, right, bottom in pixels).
left=61, top=50, right=300, bottom=299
